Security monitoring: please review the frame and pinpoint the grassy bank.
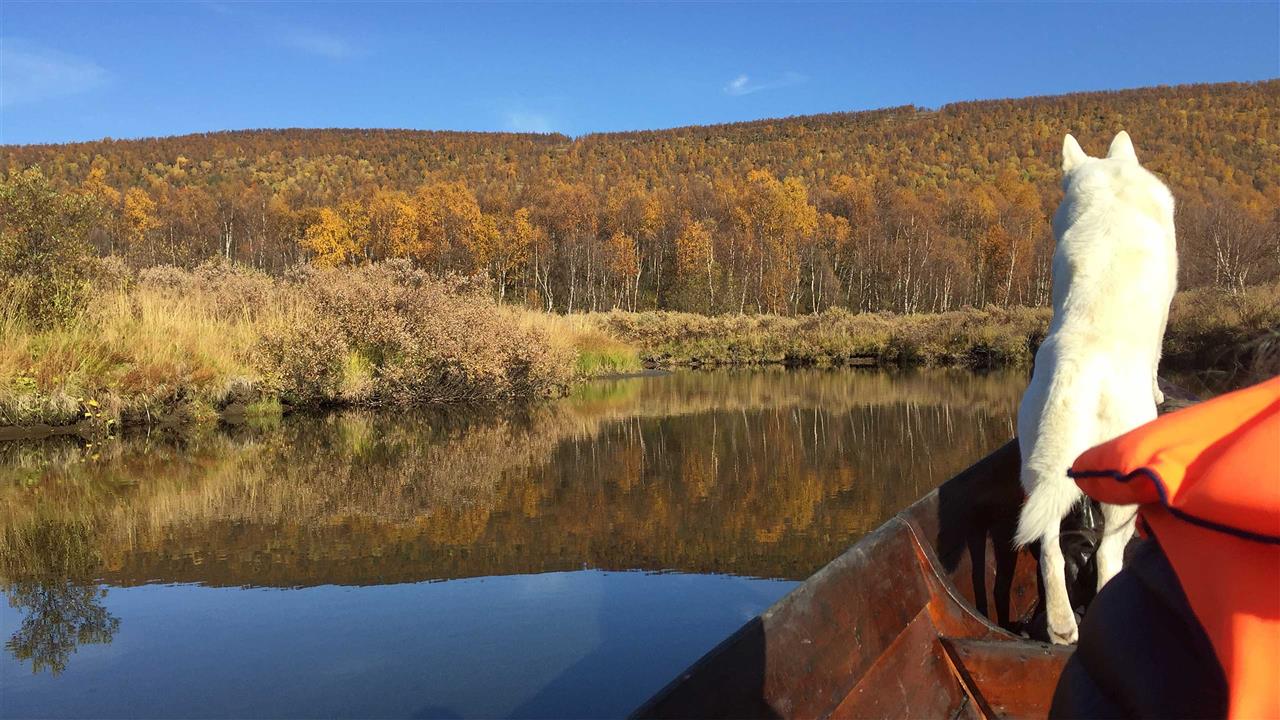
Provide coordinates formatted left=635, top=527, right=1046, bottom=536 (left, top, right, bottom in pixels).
left=593, top=305, right=1053, bottom=368
left=0, top=261, right=640, bottom=430
left=2, top=260, right=1274, bottom=432
left=592, top=283, right=1280, bottom=376
left=1163, top=284, right=1280, bottom=390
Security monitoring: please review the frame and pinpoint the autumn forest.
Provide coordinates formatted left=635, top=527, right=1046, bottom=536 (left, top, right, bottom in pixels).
left=5, top=80, right=1277, bottom=316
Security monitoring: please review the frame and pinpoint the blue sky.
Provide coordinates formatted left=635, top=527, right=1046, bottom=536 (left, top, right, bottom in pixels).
left=2, top=2, right=1277, bottom=145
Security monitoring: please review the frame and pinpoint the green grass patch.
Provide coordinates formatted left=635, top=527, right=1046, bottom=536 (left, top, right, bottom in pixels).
left=575, top=347, right=643, bottom=377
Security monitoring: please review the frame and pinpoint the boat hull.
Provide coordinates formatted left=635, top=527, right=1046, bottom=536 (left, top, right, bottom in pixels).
left=633, top=439, right=1072, bottom=719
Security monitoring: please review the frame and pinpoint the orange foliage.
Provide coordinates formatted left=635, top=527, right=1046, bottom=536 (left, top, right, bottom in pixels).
left=4, top=80, right=1276, bottom=313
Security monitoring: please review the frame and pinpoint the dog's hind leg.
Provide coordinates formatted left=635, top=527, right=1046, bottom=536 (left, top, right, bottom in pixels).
left=1017, top=470, right=1083, bottom=644
left=1040, top=527, right=1078, bottom=644
left=1094, top=377, right=1154, bottom=591
left=1096, top=502, right=1138, bottom=591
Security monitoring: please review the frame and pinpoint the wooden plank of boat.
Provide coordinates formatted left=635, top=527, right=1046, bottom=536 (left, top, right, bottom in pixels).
left=633, top=439, right=1065, bottom=720
left=634, top=384, right=1197, bottom=720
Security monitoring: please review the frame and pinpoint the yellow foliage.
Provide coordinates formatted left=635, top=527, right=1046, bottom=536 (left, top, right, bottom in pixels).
left=121, top=187, right=158, bottom=249
left=301, top=207, right=359, bottom=267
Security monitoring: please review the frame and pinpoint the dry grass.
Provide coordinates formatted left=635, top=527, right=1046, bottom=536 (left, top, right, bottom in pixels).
left=592, top=305, right=1052, bottom=368
left=2, top=260, right=1272, bottom=430
left=1164, top=282, right=1280, bottom=389
left=0, top=282, right=266, bottom=427
left=0, top=262, right=620, bottom=429
left=590, top=285, right=1280, bottom=375
left=509, top=309, right=643, bottom=376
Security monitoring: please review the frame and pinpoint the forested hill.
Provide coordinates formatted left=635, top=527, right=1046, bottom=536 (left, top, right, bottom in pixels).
left=3, top=80, right=1277, bottom=314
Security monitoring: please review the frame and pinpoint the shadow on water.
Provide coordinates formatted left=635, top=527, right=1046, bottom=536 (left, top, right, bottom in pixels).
left=0, top=367, right=1025, bottom=717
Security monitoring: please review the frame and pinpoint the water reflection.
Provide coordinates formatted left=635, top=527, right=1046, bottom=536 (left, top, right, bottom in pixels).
left=2, top=519, right=119, bottom=676
left=0, top=368, right=1023, bottom=716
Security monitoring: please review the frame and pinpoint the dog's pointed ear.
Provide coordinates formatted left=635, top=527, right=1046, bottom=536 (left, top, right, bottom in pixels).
left=1063, top=134, right=1087, bottom=173
left=1107, top=131, right=1138, bottom=162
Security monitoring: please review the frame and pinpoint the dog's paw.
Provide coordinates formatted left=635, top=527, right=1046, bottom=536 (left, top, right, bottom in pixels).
left=1154, top=388, right=1166, bottom=406
left=1049, top=624, right=1079, bottom=645
left=1048, top=611, right=1080, bottom=645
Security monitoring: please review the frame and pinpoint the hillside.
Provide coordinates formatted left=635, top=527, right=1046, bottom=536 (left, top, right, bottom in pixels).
left=3, top=80, right=1277, bottom=314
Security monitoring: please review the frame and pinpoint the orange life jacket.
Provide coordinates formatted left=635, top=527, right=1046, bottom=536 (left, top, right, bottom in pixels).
left=1069, top=375, right=1280, bottom=720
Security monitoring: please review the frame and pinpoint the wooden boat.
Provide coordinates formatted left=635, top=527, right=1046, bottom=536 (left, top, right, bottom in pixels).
left=632, top=410, right=1185, bottom=720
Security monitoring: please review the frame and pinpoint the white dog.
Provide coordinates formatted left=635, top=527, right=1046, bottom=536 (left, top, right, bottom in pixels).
left=1015, top=131, right=1178, bottom=644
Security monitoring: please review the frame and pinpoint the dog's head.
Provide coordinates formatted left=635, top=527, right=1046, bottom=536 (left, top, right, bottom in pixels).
left=1053, top=131, right=1176, bottom=245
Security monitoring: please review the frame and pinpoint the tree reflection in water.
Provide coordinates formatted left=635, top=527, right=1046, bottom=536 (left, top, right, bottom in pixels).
left=2, top=518, right=119, bottom=675
left=0, top=368, right=1023, bottom=675
left=5, top=579, right=120, bottom=676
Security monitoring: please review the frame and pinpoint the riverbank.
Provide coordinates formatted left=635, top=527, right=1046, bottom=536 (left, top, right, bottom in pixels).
left=2, top=261, right=1274, bottom=433
left=0, top=262, right=640, bottom=431
left=598, top=283, right=1280, bottom=376
left=596, top=305, right=1051, bottom=368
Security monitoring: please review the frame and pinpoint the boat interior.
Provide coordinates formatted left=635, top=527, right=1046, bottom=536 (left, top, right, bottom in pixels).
left=633, top=438, right=1108, bottom=720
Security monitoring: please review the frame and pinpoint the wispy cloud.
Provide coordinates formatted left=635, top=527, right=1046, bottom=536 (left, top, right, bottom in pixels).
left=281, top=29, right=359, bottom=60
left=1, top=39, right=111, bottom=107
left=723, top=71, right=808, bottom=97
left=505, top=111, right=555, bottom=134
left=198, top=1, right=233, bottom=15
left=195, top=4, right=363, bottom=61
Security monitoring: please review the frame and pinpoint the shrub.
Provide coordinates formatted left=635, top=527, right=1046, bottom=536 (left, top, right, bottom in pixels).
left=2, top=263, right=586, bottom=428
left=0, top=168, right=100, bottom=328
left=256, top=310, right=349, bottom=405
left=90, top=256, right=133, bottom=294
left=243, top=263, right=581, bottom=407
left=139, top=260, right=277, bottom=320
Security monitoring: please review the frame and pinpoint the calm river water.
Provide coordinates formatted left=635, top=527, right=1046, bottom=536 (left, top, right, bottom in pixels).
left=0, top=368, right=1024, bottom=719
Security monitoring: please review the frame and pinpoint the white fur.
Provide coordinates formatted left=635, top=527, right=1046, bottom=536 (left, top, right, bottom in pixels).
left=1015, top=131, right=1178, bottom=644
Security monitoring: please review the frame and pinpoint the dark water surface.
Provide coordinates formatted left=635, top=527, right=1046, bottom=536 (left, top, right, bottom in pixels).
left=1, top=368, right=1023, bottom=719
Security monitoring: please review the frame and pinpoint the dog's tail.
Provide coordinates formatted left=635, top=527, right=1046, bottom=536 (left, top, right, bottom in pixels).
left=1014, top=471, right=1085, bottom=548
left=1014, top=370, right=1097, bottom=548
